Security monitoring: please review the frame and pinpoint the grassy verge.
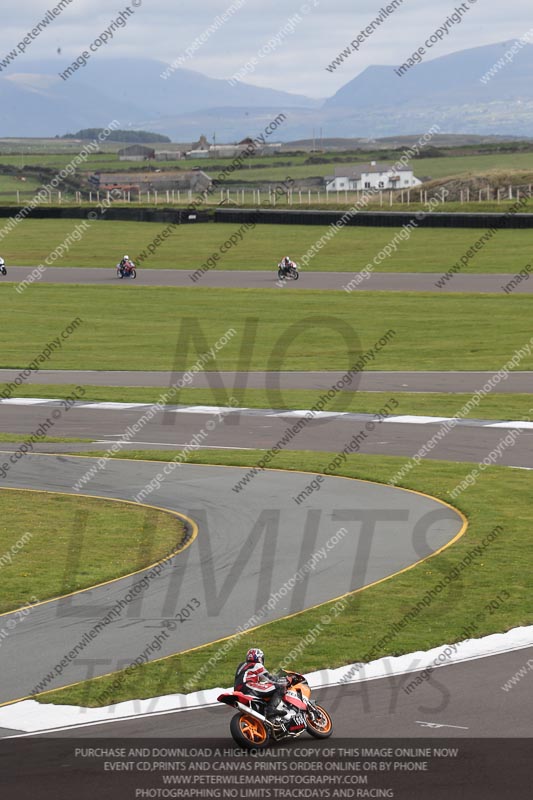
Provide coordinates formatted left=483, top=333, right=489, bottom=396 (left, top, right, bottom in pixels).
left=0, top=433, right=89, bottom=443
left=2, top=217, right=533, bottom=273
left=2, top=383, right=533, bottom=422
left=3, top=285, right=533, bottom=371
left=37, top=448, right=533, bottom=707
left=0, top=490, right=187, bottom=613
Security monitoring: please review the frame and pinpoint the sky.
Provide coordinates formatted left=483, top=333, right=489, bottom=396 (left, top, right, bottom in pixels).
left=0, top=0, right=531, bottom=98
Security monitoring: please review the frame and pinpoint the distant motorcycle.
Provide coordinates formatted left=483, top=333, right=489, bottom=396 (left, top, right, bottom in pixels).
left=116, top=260, right=136, bottom=279
left=278, top=262, right=299, bottom=281
left=217, top=669, right=333, bottom=749
left=0, top=258, right=6, bottom=276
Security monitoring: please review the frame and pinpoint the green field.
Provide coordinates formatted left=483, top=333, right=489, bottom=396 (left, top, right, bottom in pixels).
left=1, top=148, right=533, bottom=184
left=2, top=285, right=533, bottom=371
left=0, top=489, right=187, bottom=613
left=2, top=217, right=533, bottom=273
left=2, top=384, right=533, bottom=423
left=33, top=448, right=532, bottom=707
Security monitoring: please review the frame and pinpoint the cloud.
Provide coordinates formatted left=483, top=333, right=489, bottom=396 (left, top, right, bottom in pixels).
left=0, top=0, right=531, bottom=97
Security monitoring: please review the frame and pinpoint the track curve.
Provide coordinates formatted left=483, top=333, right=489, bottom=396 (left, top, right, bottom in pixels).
left=0, top=453, right=464, bottom=705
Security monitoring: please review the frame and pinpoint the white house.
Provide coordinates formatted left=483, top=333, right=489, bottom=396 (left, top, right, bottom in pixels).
left=325, top=161, right=422, bottom=192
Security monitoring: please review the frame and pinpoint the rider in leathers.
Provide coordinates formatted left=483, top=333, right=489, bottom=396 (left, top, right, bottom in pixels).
left=234, top=648, right=289, bottom=719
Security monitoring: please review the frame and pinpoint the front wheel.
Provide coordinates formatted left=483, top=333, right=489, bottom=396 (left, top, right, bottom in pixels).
left=117, top=269, right=123, bottom=279
left=130, top=268, right=137, bottom=279
left=291, top=268, right=299, bottom=281
left=278, top=268, right=284, bottom=280
left=0, top=267, right=6, bottom=275
left=306, top=704, right=333, bottom=738
left=230, top=713, right=270, bottom=749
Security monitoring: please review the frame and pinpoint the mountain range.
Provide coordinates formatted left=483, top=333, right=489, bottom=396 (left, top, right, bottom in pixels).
left=1, top=41, right=533, bottom=140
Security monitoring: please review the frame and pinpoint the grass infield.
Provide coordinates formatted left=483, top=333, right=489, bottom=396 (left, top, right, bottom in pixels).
left=2, top=285, right=533, bottom=372
left=1, top=217, right=533, bottom=273
left=0, top=490, right=187, bottom=614
left=35, top=448, right=533, bottom=708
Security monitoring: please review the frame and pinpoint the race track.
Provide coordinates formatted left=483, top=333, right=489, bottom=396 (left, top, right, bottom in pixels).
left=4, top=267, right=532, bottom=292
left=1, top=261, right=530, bottom=750
left=1, top=368, right=531, bottom=393
left=0, top=453, right=463, bottom=705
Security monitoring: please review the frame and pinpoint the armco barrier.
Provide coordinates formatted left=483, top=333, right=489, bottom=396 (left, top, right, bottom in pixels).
left=2, top=205, right=532, bottom=229
left=0, top=206, right=210, bottom=224
left=214, top=208, right=533, bottom=229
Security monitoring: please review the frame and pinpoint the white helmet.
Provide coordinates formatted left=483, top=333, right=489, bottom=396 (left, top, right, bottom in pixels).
left=0, top=258, right=4, bottom=265
left=124, top=255, right=129, bottom=260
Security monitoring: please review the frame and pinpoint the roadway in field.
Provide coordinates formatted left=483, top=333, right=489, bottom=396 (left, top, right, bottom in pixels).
left=0, top=368, right=530, bottom=393
left=0, top=452, right=463, bottom=706
left=4, top=267, right=531, bottom=293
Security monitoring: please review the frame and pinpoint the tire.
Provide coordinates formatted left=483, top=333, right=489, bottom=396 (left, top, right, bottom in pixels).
left=291, top=269, right=299, bottom=281
left=131, top=268, right=137, bottom=279
left=278, top=268, right=284, bottom=280
left=306, top=704, right=333, bottom=738
left=230, top=712, right=270, bottom=749
left=117, top=269, right=123, bottom=279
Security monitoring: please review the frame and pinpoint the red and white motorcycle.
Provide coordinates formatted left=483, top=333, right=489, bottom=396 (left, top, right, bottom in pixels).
left=116, top=259, right=136, bottom=279
left=217, top=670, right=333, bottom=749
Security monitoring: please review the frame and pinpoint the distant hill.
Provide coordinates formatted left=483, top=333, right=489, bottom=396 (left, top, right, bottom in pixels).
left=1, top=42, right=533, bottom=139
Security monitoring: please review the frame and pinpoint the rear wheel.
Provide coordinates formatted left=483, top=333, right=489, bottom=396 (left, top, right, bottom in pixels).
left=230, top=713, right=269, bottom=749
left=306, top=704, right=333, bottom=738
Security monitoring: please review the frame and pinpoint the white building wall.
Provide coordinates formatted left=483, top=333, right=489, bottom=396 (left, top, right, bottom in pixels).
left=326, top=169, right=421, bottom=192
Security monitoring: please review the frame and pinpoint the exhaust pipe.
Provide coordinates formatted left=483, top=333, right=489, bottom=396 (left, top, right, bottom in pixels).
left=233, top=701, right=274, bottom=728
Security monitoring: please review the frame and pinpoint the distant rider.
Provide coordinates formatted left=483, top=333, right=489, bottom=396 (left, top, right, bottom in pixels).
left=118, top=254, right=135, bottom=275
left=278, top=256, right=296, bottom=276
left=234, top=648, right=290, bottom=719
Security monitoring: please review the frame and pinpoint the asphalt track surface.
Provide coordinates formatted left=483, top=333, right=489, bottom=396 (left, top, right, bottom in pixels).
left=1, top=402, right=533, bottom=468
left=23, top=645, right=533, bottom=739
left=1, top=368, right=531, bottom=393
left=4, top=267, right=533, bottom=292
left=0, top=452, right=463, bottom=707
left=1, top=266, right=531, bottom=757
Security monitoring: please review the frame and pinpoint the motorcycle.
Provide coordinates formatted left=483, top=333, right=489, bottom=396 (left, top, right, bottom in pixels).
left=0, top=259, right=6, bottom=276
left=277, top=262, right=299, bottom=281
left=217, top=670, right=333, bottom=749
left=117, top=260, right=137, bottom=279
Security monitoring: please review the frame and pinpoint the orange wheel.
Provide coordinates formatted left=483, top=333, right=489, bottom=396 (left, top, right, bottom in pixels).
left=230, top=713, right=270, bottom=749
left=306, top=704, right=333, bottom=738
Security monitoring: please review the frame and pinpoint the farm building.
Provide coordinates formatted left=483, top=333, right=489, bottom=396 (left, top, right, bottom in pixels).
left=118, top=145, right=156, bottom=161
left=325, top=161, right=421, bottom=192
